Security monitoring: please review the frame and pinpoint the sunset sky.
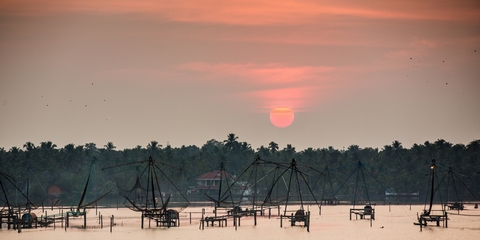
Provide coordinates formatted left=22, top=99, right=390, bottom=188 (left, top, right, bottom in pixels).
left=1, top=0, right=479, bottom=151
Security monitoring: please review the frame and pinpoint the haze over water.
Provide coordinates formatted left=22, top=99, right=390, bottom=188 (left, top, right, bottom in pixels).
left=3, top=205, right=479, bottom=240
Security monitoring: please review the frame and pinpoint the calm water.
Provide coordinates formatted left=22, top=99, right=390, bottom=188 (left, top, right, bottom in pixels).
left=2, top=204, right=479, bottom=240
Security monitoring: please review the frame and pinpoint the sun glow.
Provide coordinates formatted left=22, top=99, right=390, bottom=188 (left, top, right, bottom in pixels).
left=270, top=107, right=294, bottom=128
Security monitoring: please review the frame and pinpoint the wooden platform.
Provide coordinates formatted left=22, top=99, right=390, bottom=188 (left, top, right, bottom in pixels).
left=350, top=206, right=375, bottom=220
left=142, top=210, right=180, bottom=228
left=199, top=216, right=228, bottom=229
left=415, top=210, right=448, bottom=231
left=279, top=210, right=310, bottom=232
left=447, top=202, right=464, bottom=210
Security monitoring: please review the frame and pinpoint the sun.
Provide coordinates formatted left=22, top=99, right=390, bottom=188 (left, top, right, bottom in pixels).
left=270, top=107, right=294, bottom=128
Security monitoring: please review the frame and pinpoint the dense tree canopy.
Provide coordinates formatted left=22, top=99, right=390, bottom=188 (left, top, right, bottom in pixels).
left=1, top=134, right=479, bottom=206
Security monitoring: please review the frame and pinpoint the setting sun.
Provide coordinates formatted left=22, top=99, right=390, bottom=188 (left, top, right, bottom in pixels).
left=270, top=107, right=295, bottom=128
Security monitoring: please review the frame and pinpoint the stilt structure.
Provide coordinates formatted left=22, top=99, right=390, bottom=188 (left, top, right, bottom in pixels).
left=103, top=156, right=189, bottom=229
left=262, top=158, right=319, bottom=231
left=415, top=159, right=448, bottom=231
left=328, top=161, right=391, bottom=225
left=66, top=157, right=114, bottom=228
left=0, top=171, right=37, bottom=230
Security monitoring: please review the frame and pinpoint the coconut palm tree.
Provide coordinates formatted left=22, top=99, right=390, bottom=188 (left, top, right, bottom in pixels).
left=268, top=141, right=279, bottom=154
left=224, top=133, right=239, bottom=150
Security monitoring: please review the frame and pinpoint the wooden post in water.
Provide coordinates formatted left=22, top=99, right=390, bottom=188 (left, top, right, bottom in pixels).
left=268, top=208, right=271, bottom=219
left=65, top=213, right=69, bottom=230
left=84, top=211, right=87, bottom=228
left=141, top=213, right=144, bottom=229
left=101, top=215, right=103, bottom=228
left=110, top=215, right=113, bottom=232
left=189, top=212, right=192, bottom=224
left=234, top=215, right=237, bottom=230
left=445, top=212, right=448, bottom=228
left=254, top=210, right=257, bottom=226
left=306, top=211, right=310, bottom=232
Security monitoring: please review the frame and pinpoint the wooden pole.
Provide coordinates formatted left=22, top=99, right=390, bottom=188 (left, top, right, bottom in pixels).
left=65, top=213, right=69, bottom=230
left=307, top=211, right=310, bottom=232
left=445, top=212, right=448, bottom=228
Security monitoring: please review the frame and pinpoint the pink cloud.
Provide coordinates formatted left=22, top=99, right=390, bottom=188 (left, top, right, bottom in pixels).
left=242, top=86, right=320, bottom=112
left=176, top=62, right=335, bottom=111
left=3, top=0, right=478, bottom=24
left=177, top=62, right=333, bottom=85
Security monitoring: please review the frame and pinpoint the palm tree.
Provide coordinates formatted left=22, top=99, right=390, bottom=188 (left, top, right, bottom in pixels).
left=147, top=141, right=161, bottom=150
left=104, top=142, right=116, bottom=151
left=85, top=143, right=98, bottom=158
left=268, top=141, right=279, bottom=154
left=282, top=144, right=296, bottom=160
left=392, top=140, right=403, bottom=150
left=23, top=142, right=37, bottom=160
left=147, top=141, right=162, bottom=158
left=256, top=145, right=270, bottom=158
left=224, top=133, right=239, bottom=150
left=23, top=142, right=36, bottom=151
left=39, top=141, right=57, bottom=164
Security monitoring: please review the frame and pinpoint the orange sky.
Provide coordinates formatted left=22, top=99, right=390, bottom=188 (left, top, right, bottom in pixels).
left=1, top=0, right=479, bottom=150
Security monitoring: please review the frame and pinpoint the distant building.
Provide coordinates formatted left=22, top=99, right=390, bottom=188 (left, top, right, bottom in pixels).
left=194, top=170, right=247, bottom=195
left=385, top=188, right=419, bottom=202
left=47, top=185, right=62, bottom=198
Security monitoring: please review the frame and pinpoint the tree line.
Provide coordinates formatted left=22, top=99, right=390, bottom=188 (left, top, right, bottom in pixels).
left=1, top=134, right=479, bottom=205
